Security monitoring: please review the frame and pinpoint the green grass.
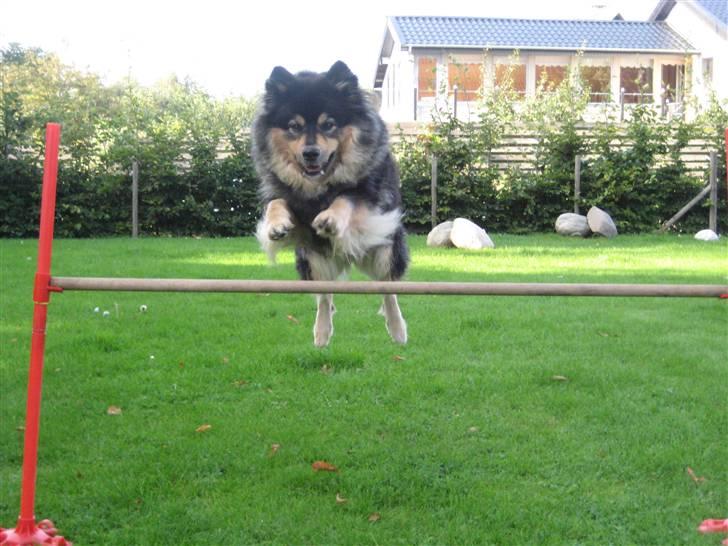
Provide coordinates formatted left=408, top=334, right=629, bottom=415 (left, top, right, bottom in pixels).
left=1, top=234, right=726, bottom=545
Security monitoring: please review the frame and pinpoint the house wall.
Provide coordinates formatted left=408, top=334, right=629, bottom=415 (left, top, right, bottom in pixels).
left=663, top=2, right=728, bottom=103
left=379, top=48, right=697, bottom=122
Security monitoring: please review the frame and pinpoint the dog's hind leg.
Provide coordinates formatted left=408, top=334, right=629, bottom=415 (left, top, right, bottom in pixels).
left=298, top=249, right=346, bottom=347
left=358, top=236, right=409, bottom=344
left=314, top=294, right=336, bottom=347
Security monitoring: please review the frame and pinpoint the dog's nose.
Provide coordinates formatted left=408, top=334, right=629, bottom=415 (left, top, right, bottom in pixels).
left=302, top=146, right=320, bottom=162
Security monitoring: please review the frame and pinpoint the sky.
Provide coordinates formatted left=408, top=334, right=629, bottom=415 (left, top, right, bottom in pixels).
left=1, top=0, right=657, bottom=99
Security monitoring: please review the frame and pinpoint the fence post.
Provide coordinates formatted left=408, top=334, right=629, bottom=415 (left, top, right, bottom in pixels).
left=574, top=155, right=581, bottom=214
left=413, top=87, right=418, bottom=121
left=132, top=159, right=139, bottom=238
left=709, top=151, right=717, bottom=233
left=453, top=85, right=458, bottom=119
left=431, top=154, right=438, bottom=228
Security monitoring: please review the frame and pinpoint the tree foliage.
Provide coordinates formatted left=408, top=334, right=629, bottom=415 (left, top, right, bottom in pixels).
left=1, top=44, right=725, bottom=237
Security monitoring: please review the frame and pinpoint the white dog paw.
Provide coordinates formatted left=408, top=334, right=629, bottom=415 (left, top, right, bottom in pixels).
left=386, top=318, right=408, bottom=344
left=312, top=210, right=344, bottom=239
left=268, top=220, right=293, bottom=241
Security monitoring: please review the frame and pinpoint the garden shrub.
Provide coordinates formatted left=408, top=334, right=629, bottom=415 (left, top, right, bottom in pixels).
left=1, top=44, right=726, bottom=237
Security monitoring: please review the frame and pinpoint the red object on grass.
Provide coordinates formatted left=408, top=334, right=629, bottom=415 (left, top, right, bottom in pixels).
left=699, top=519, right=728, bottom=546
left=0, top=123, right=71, bottom=545
left=700, top=519, right=728, bottom=533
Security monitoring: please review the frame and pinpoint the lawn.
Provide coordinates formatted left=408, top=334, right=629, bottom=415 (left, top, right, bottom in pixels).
left=1, top=234, right=726, bottom=545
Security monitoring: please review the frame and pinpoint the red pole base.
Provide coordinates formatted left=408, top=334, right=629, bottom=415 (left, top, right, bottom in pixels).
left=0, top=518, right=71, bottom=546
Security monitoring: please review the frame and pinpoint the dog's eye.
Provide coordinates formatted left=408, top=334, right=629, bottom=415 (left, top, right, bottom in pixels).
left=320, top=119, right=337, bottom=132
left=287, top=120, right=303, bottom=134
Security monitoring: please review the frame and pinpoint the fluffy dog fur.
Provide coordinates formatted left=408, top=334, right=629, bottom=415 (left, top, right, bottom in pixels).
left=252, top=60, right=409, bottom=347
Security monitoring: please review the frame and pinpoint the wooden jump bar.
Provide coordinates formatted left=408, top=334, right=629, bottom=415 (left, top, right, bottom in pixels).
left=51, top=277, right=728, bottom=298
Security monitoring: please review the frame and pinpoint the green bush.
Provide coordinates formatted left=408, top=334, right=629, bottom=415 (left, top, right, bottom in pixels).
left=1, top=44, right=726, bottom=238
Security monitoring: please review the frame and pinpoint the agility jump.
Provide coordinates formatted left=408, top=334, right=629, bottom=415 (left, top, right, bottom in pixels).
left=1, top=123, right=726, bottom=545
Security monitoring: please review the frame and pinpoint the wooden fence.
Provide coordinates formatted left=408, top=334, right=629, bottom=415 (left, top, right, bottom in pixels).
left=389, top=122, right=714, bottom=174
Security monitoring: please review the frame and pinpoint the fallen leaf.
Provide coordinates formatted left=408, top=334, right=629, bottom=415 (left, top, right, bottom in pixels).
left=222, top=356, right=230, bottom=364
left=468, top=426, right=479, bottom=433
left=287, top=314, right=300, bottom=325
left=195, top=424, right=212, bottom=433
left=320, top=365, right=333, bottom=374
left=269, top=443, right=281, bottom=457
left=551, top=375, right=568, bottom=382
left=392, top=355, right=406, bottom=362
left=107, top=405, right=123, bottom=416
left=312, top=460, right=338, bottom=472
left=687, top=466, right=705, bottom=484
left=368, top=512, right=381, bottom=522
left=335, top=493, right=348, bottom=504
left=233, top=379, right=249, bottom=388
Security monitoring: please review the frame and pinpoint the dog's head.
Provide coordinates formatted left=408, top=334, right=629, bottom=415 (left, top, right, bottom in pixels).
left=256, top=61, right=380, bottom=193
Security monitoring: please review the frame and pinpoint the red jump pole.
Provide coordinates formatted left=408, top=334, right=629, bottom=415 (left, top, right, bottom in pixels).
left=0, top=124, right=70, bottom=546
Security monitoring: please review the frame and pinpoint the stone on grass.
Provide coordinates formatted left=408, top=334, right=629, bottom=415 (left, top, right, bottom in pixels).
left=427, top=221, right=454, bottom=247
left=450, top=218, right=495, bottom=250
left=694, top=229, right=719, bottom=241
left=555, top=213, right=591, bottom=237
left=587, top=206, right=618, bottom=238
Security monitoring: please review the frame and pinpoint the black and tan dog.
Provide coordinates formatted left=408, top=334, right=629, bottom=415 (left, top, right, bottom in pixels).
left=252, top=61, right=409, bottom=347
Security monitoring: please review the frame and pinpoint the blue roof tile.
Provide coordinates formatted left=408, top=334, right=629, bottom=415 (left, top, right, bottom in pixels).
left=695, top=0, right=728, bottom=26
left=389, top=16, right=695, bottom=52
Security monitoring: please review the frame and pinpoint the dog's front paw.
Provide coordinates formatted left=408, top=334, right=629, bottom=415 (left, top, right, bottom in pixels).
left=268, top=219, right=293, bottom=241
left=312, top=210, right=345, bottom=239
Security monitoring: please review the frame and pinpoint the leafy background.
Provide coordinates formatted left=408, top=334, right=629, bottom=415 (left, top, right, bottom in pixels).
left=2, top=45, right=726, bottom=237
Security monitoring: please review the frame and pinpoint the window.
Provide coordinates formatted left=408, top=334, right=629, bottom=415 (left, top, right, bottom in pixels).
left=418, top=58, right=437, bottom=99
left=580, top=66, right=610, bottom=102
left=448, top=62, right=483, bottom=101
left=702, top=58, right=713, bottom=88
left=535, top=65, right=567, bottom=92
left=495, top=63, right=526, bottom=97
left=620, top=66, right=653, bottom=103
left=662, top=64, right=685, bottom=102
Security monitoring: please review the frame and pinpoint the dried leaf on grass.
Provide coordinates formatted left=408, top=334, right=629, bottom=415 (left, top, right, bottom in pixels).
left=392, top=355, right=406, bottom=362
left=551, top=375, right=568, bottom=382
left=195, top=424, right=212, bottom=433
left=687, top=466, right=705, bottom=484
left=335, top=493, right=348, bottom=504
left=269, top=443, right=281, bottom=457
left=107, top=405, right=123, bottom=416
left=287, top=314, right=300, bottom=325
left=311, top=460, right=338, bottom=472
left=368, top=512, right=381, bottom=522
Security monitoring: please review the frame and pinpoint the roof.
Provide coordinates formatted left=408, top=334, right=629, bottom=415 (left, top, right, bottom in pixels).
left=650, top=0, right=728, bottom=27
left=694, top=0, right=728, bottom=25
left=387, top=15, right=696, bottom=53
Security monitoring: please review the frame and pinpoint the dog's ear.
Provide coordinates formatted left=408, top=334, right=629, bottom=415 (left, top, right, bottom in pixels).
left=326, top=61, right=358, bottom=91
left=265, top=66, right=295, bottom=97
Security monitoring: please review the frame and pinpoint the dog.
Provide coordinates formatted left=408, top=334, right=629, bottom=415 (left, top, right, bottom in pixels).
left=251, top=60, right=409, bottom=347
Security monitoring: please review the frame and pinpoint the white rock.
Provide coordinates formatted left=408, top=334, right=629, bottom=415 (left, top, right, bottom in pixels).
left=587, top=206, right=618, bottom=238
left=427, top=221, right=454, bottom=247
left=694, top=229, right=719, bottom=241
left=450, top=218, right=495, bottom=250
left=555, top=213, right=591, bottom=237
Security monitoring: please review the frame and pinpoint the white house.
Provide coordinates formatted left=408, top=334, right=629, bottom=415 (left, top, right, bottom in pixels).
left=649, top=0, right=728, bottom=106
left=374, top=14, right=703, bottom=122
